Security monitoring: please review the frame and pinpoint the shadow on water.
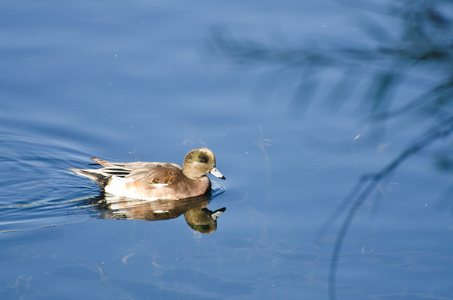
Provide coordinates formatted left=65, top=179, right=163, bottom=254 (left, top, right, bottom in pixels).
left=209, top=1, right=453, bottom=299
left=209, top=1, right=453, bottom=120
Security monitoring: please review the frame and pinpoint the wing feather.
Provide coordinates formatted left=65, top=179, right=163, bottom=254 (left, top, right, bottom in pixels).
left=126, top=163, right=181, bottom=185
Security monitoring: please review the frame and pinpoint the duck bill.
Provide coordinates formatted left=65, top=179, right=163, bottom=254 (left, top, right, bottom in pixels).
left=210, top=167, right=226, bottom=180
left=211, top=207, right=226, bottom=220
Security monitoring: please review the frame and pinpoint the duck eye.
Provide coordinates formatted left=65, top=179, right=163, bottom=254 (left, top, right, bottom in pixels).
left=198, top=154, right=209, bottom=164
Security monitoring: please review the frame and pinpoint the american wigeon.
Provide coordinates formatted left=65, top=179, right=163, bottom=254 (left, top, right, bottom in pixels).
left=69, top=148, right=225, bottom=201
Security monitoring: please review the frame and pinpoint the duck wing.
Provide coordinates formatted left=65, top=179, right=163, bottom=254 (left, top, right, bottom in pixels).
left=125, top=163, right=183, bottom=185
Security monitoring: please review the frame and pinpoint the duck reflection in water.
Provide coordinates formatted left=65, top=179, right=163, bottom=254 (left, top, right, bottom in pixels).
left=87, top=192, right=226, bottom=234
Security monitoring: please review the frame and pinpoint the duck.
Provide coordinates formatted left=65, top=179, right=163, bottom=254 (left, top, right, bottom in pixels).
left=69, top=148, right=225, bottom=201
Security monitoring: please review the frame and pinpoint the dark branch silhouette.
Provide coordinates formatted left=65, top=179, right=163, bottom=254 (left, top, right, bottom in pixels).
left=208, top=1, right=453, bottom=299
left=326, top=115, right=453, bottom=300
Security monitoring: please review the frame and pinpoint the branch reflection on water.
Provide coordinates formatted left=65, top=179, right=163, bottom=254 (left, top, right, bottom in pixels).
left=209, top=2, right=453, bottom=120
left=209, top=1, right=453, bottom=299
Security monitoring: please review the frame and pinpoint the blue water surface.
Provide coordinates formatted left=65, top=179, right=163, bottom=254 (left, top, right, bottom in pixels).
left=1, top=0, right=453, bottom=299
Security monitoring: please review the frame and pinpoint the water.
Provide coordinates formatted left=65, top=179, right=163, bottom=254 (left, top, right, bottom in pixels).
left=1, top=0, right=453, bottom=299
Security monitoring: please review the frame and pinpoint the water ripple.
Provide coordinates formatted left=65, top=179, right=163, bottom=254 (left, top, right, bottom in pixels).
left=0, top=130, right=226, bottom=233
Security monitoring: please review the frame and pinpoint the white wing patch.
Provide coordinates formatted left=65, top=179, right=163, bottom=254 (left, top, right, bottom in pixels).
left=151, top=183, right=169, bottom=188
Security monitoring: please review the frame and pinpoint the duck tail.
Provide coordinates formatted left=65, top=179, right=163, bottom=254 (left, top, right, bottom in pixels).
left=90, top=157, right=115, bottom=167
left=68, top=168, right=111, bottom=190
